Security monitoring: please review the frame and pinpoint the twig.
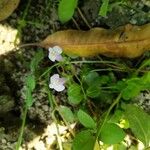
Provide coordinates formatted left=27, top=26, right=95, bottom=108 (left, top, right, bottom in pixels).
left=72, top=17, right=80, bottom=30
left=77, top=7, right=91, bottom=29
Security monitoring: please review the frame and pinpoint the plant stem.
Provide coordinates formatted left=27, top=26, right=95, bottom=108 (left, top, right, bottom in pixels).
left=47, top=89, right=55, bottom=110
left=11, top=43, right=40, bottom=52
left=77, top=7, right=91, bottom=29
left=57, top=109, right=75, bottom=137
left=70, top=63, right=87, bottom=100
left=52, top=111, right=63, bottom=150
left=70, top=60, right=125, bottom=67
left=91, top=68, right=126, bottom=72
left=72, top=17, right=80, bottom=30
left=95, top=93, right=122, bottom=145
left=16, top=106, right=28, bottom=150
left=14, top=0, right=32, bottom=45
left=39, top=63, right=60, bottom=79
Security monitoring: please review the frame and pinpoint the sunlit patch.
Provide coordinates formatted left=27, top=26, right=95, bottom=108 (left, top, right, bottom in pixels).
left=21, top=123, right=76, bottom=150
left=0, top=24, right=20, bottom=55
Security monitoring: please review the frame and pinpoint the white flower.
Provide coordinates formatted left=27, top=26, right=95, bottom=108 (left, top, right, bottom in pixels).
left=49, top=74, right=66, bottom=92
left=48, top=46, right=63, bottom=62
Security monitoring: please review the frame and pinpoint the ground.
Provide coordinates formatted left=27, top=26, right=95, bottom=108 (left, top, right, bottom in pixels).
left=0, top=0, right=150, bottom=150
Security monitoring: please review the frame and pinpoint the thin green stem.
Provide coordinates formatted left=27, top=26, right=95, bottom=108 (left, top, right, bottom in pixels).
left=75, top=74, right=87, bottom=100
left=16, top=106, right=28, bottom=150
left=135, top=60, right=150, bottom=76
left=71, top=60, right=133, bottom=73
left=39, top=63, right=60, bottom=79
left=91, top=68, right=126, bottom=72
left=70, top=60, right=125, bottom=67
left=14, top=0, right=32, bottom=45
left=96, top=93, right=122, bottom=138
left=47, top=89, right=55, bottom=110
left=69, top=63, right=87, bottom=100
left=57, top=108, right=75, bottom=137
left=52, top=111, right=63, bottom=150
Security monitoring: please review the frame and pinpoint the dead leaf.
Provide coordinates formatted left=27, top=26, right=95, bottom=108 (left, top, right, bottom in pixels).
left=0, top=0, right=20, bottom=21
left=40, top=23, right=150, bottom=58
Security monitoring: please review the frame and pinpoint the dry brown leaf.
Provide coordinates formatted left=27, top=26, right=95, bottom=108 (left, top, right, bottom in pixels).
left=40, top=23, right=150, bottom=58
left=0, top=0, right=20, bottom=21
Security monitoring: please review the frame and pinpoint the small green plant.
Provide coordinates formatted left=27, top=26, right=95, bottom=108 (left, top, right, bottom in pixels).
left=16, top=50, right=44, bottom=150
left=17, top=44, right=150, bottom=149
left=46, top=48, right=150, bottom=149
left=14, top=1, right=150, bottom=149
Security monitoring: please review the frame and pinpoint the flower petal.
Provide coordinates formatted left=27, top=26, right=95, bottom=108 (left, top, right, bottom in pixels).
left=55, top=54, right=63, bottom=61
left=59, top=77, right=66, bottom=84
left=48, top=53, right=56, bottom=62
left=48, top=47, right=53, bottom=52
left=53, top=46, right=62, bottom=54
left=50, top=74, right=59, bottom=82
left=48, top=46, right=63, bottom=62
left=49, top=83, right=54, bottom=89
left=49, top=74, right=66, bottom=92
left=54, top=85, right=65, bottom=92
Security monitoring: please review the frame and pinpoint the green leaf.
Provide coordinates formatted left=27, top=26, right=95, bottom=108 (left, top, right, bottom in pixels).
left=25, top=74, right=35, bottom=91
left=125, top=104, right=150, bottom=147
left=30, top=50, right=44, bottom=73
left=122, top=82, right=141, bottom=100
left=68, top=84, right=84, bottom=105
left=99, top=75, right=110, bottom=85
left=58, top=0, right=78, bottom=23
left=99, top=0, right=110, bottom=17
left=122, top=73, right=150, bottom=100
left=77, top=109, right=96, bottom=129
left=72, top=130, right=95, bottom=150
left=100, top=123, right=125, bottom=144
left=25, top=74, right=36, bottom=108
left=84, top=72, right=101, bottom=87
left=58, top=105, right=74, bottom=123
left=115, top=80, right=126, bottom=92
left=86, top=86, right=101, bottom=98
left=25, top=88, right=33, bottom=108
left=141, top=72, right=150, bottom=86
left=109, top=109, right=124, bottom=123
left=113, top=143, right=126, bottom=150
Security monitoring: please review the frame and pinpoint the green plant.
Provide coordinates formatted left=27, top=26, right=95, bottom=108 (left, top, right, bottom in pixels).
left=14, top=1, right=150, bottom=149
left=17, top=45, right=150, bottom=149
left=16, top=50, right=44, bottom=150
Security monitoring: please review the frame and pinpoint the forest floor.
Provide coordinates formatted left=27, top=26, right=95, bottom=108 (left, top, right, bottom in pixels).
left=0, top=0, right=150, bottom=149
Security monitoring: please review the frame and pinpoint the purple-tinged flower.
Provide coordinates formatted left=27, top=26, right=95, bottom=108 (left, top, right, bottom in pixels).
left=48, top=46, right=63, bottom=62
left=49, top=74, right=66, bottom=92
